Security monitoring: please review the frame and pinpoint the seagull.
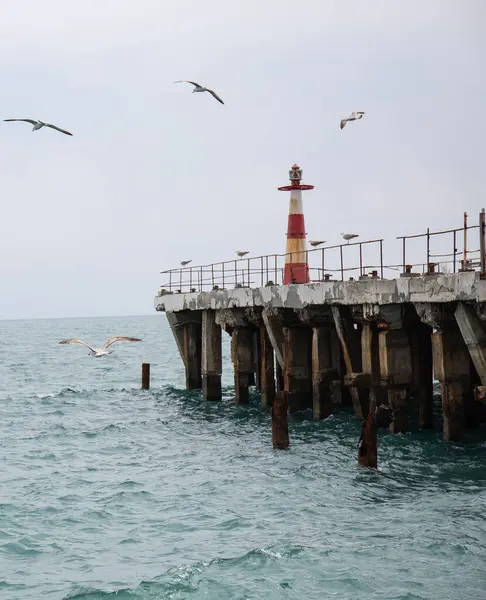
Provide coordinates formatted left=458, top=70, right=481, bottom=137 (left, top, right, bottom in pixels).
left=340, top=112, right=365, bottom=130
left=3, top=118, right=73, bottom=136
left=236, top=250, right=249, bottom=257
left=309, top=240, right=326, bottom=247
left=59, top=336, right=142, bottom=357
left=180, top=260, right=192, bottom=266
left=173, top=81, right=224, bottom=105
left=341, top=232, right=359, bottom=244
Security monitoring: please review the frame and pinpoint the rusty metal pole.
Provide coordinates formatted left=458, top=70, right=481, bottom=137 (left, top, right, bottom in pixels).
left=340, top=245, right=344, bottom=281
left=480, top=209, right=486, bottom=278
left=357, top=392, right=377, bottom=468
left=272, top=390, right=290, bottom=449
left=402, top=237, right=406, bottom=273
left=463, top=212, right=468, bottom=269
left=426, top=227, right=430, bottom=274
left=142, top=362, right=150, bottom=390
left=379, top=240, right=384, bottom=279
left=453, top=230, right=457, bottom=273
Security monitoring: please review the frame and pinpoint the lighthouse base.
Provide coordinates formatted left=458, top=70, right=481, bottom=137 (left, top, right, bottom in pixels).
left=283, top=263, right=309, bottom=285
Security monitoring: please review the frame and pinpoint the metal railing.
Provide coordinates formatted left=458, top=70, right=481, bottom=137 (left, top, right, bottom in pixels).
left=158, top=211, right=486, bottom=295
left=397, top=211, right=484, bottom=275
left=160, top=239, right=384, bottom=293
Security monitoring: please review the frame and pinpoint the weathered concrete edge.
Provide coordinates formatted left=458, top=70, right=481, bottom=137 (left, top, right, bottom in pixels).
left=155, top=272, right=485, bottom=313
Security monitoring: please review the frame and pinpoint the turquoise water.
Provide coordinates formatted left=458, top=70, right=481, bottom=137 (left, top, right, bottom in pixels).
left=1, top=315, right=485, bottom=600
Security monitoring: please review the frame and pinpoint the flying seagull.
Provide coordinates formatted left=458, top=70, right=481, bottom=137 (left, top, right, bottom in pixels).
left=3, top=118, right=73, bottom=136
left=340, top=112, right=365, bottom=130
left=341, top=232, right=359, bottom=244
left=309, top=240, right=326, bottom=247
left=236, top=250, right=249, bottom=257
left=59, top=336, right=142, bottom=357
left=180, top=260, right=192, bottom=266
left=174, top=81, right=224, bottom=105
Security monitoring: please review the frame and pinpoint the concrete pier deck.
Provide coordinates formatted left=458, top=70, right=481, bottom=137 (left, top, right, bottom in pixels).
left=155, top=271, right=486, bottom=442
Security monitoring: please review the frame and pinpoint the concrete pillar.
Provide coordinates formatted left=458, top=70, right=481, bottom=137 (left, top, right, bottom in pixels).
left=454, top=302, right=486, bottom=385
left=283, top=327, right=312, bottom=413
left=331, top=305, right=368, bottom=418
left=183, top=322, right=202, bottom=390
left=202, top=310, right=222, bottom=400
left=260, top=324, right=276, bottom=408
left=431, top=324, right=470, bottom=441
left=361, top=322, right=387, bottom=405
left=329, top=325, right=349, bottom=407
left=409, top=323, right=434, bottom=429
left=312, top=326, right=333, bottom=419
left=379, top=329, right=413, bottom=433
left=231, top=327, right=253, bottom=404
left=262, top=309, right=284, bottom=369
left=166, top=311, right=203, bottom=391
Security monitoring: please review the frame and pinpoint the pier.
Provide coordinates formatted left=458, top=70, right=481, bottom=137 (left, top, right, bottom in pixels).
left=154, top=165, right=486, bottom=442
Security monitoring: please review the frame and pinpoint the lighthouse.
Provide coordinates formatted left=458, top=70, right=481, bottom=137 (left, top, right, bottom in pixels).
left=278, top=163, right=314, bottom=284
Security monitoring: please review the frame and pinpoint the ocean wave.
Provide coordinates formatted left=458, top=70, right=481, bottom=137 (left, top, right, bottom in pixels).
left=61, top=545, right=305, bottom=599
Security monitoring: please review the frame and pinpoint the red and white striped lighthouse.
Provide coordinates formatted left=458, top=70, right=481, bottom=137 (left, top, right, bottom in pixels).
left=278, top=163, right=314, bottom=284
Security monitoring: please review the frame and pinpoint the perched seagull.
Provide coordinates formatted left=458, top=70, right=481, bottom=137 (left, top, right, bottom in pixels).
left=236, top=250, right=249, bottom=258
left=173, top=81, right=224, bottom=105
left=309, top=240, right=326, bottom=247
left=59, top=336, right=142, bottom=358
left=3, top=118, right=73, bottom=136
left=180, top=260, right=192, bottom=266
left=340, top=112, right=365, bottom=130
left=341, top=232, right=359, bottom=244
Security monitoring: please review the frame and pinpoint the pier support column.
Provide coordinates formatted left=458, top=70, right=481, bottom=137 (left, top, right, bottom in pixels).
left=166, top=311, right=203, bottom=391
left=454, top=302, right=486, bottom=385
left=202, top=310, right=222, bottom=401
left=410, top=323, right=434, bottom=429
left=361, top=322, right=387, bottom=405
left=431, top=324, right=470, bottom=441
left=379, top=329, right=413, bottom=433
left=312, top=326, right=333, bottom=419
left=331, top=306, right=368, bottom=418
left=260, top=324, right=276, bottom=408
left=283, top=327, right=313, bottom=413
left=183, top=322, right=202, bottom=390
left=231, top=327, right=253, bottom=404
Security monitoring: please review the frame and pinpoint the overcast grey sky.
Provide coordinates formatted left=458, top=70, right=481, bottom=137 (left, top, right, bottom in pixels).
left=0, top=0, right=484, bottom=319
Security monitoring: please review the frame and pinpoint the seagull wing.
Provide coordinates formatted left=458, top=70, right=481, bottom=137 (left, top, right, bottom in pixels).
left=174, top=80, right=203, bottom=89
left=59, top=339, right=96, bottom=352
left=340, top=119, right=347, bottom=129
left=3, top=118, right=38, bottom=125
left=102, top=336, right=142, bottom=349
left=44, top=123, right=73, bottom=136
left=207, top=89, right=224, bottom=105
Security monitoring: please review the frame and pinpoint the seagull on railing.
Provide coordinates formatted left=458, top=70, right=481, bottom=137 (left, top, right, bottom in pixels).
left=309, top=240, right=326, bottom=247
left=173, top=81, right=224, bottom=105
left=340, top=112, right=365, bottom=130
left=236, top=250, right=249, bottom=257
left=3, top=118, right=73, bottom=136
left=59, top=336, right=142, bottom=358
left=180, top=260, right=192, bottom=266
left=341, top=232, right=359, bottom=244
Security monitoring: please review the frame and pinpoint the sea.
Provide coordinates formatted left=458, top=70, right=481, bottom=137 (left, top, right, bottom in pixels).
left=0, top=314, right=485, bottom=600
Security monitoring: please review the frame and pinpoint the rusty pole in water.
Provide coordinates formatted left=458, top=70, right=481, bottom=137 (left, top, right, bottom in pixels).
left=142, top=362, right=150, bottom=390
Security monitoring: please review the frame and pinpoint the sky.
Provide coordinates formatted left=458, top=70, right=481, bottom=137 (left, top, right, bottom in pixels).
left=0, top=0, right=485, bottom=319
